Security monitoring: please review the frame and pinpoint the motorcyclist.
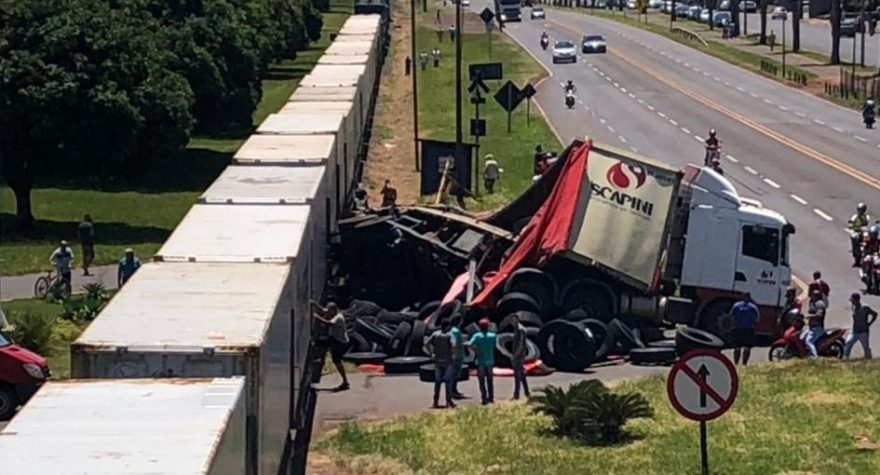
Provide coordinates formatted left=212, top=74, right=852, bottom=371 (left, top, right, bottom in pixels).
left=564, top=80, right=576, bottom=94
left=849, top=203, right=872, bottom=266
left=540, top=31, right=549, bottom=49
left=863, top=98, right=876, bottom=127
left=704, top=129, right=721, bottom=165
left=865, top=225, right=880, bottom=257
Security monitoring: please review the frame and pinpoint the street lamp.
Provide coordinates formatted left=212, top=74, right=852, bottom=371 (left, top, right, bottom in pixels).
left=781, top=14, right=786, bottom=78
left=411, top=0, right=420, bottom=170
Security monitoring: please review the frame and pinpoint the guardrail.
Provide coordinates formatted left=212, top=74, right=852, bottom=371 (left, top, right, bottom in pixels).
left=670, top=26, right=708, bottom=47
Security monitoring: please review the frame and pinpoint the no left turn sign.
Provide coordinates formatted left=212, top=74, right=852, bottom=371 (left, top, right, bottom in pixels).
left=667, top=349, right=738, bottom=422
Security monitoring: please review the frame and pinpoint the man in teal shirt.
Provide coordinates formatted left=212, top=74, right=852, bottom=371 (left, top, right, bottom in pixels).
left=449, top=314, right=466, bottom=399
left=467, top=318, right=496, bottom=405
left=117, top=248, right=142, bottom=287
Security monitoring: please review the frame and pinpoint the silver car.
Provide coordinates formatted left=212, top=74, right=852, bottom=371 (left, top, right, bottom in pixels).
left=530, top=5, right=545, bottom=19
left=552, top=40, right=577, bottom=64
left=582, top=35, right=607, bottom=54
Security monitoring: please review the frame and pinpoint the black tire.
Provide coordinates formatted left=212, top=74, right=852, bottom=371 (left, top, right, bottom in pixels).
left=34, top=276, right=50, bottom=300
left=495, top=292, right=541, bottom=320
left=697, top=300, right=735, bottom=345
left=417, top=301, right=441, bottom=321
left=648, top=339, right=676, bottom=349
left=559, top=282, right=614, bottom=322
left=629, top=347, right=677, bottom=365
left=342, top=351, right=388, bottom=365
left=675, top=326, right=725, bottom=356
left=608, top=318, right=645, bottom=355
left=0, top=385, right=19, bottom=421
left=353, top=318, right=393, bottom=348
left=498, top=311, right=543, bottom=333
left=405, top=320, right=428, bottom=356
left=387, top=322, right=413, bottom=356
left=377, top=310, right=418, bottom=324
left=384, top=356, right=433, bottom=374
left=538, top=319, right=596, bottom=371
left=343, top=299, right=384, bottom=318
left=503, top=268, right=559, bottom=319
left=427, top=300, right=462, bottom=331
left=419, top=363, right=470, bottom=383
left=826, top=342, right=844, bottom=359
left=581, top=319, right=613, bottom=360
left=494, top=333, right=541, bottom=367
left=768, top=343, right=790, bottom=361
left=347, top=330, right=372, bottom=352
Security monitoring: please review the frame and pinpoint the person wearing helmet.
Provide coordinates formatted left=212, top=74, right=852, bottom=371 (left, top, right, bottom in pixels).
left=49, top=240, right=75, bottom=289
left=564, top=80, right=576, bottom=93
left=704, top=129, right=721, bottom=165
left=849, top=203, right=872, bottom=266
left=865, top=224, right=880, bottom=256
left=863, top=98, right=876, bottom=128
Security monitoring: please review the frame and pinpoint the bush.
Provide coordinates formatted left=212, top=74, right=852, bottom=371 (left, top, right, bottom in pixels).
left=60, top=282, right=112, bottom=323
left=5, top=311, right=57, bottom=356
left=530, top=379, right=653, bottom=444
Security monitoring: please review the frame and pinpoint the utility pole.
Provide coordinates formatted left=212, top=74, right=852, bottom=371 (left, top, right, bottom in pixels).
left=454, top=0, right=463, bottom=179
left=411, top=0, right=421, bottom=170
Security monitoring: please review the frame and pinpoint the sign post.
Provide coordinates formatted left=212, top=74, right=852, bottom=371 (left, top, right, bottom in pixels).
left=521, top=83, right=536, bottom=126
left=468, top=75, right=489, bottom=196
left=494, top=80, right=523, bottom=134
left=667, top=349, right=739, bottom=475
left=480, top=9, right=496, bottom=59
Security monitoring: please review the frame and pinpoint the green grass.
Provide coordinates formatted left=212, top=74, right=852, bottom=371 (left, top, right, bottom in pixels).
left=318, top=361, right=880, bottom=474
left=415, top=9, right=561, bottom=209
left=1, top=297, right=89, bottom=379
left=0, top=1, right=352, bottom=276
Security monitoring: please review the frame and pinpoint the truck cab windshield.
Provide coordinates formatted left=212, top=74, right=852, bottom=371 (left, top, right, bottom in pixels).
left=742, top=225, right=780, bottom=266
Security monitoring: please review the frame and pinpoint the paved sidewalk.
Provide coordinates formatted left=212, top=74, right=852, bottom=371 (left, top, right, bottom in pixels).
left=0, top=265, right=118, bottom=301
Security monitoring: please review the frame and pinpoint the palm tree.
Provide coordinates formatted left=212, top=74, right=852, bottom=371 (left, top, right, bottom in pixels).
left=530, top=380, right=604, bottom=436
left=579, top=390, right=654, bottom=442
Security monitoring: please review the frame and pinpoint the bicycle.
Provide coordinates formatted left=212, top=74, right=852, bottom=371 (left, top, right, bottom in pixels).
left=34, top=269, right=72, bottom=300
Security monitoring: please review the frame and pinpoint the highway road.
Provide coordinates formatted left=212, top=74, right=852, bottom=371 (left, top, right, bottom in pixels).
left=737, top=12, right=879, bottom=66
left=481, top=3, right=880, bottom=354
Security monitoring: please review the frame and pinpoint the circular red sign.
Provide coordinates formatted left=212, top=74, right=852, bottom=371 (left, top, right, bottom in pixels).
left=666, top=348, right=739, bottom=422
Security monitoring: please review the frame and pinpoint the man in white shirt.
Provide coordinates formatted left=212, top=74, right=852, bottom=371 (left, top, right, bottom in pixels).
left=484, top=154, right=500, bottom=194
left=312, top=301, right=350, bottom=391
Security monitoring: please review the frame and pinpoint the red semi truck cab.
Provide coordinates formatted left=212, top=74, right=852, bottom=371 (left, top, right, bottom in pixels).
left=0, top=330, right=50, bottom=420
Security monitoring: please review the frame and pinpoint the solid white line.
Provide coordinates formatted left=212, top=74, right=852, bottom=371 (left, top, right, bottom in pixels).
left=855, top=135, right=868, bottom=142
left=725, top=154, right=739, bottom=163
left=669, top=119, right=679, bottom=126
left=744, top=166, right=758, bottom=175
left=790, top=194, right=808, bottom=205
left=763, top=178, right=781, bottom=189
left=646, top=104, right=656, bottom=111
left=814, top=118, right=826, bottom=125
left=681, top=127, right=691, bottom=134
left=813, top=208, right=834, bottom=221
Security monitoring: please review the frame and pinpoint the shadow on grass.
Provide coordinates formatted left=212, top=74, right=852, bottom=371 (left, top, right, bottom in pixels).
left=1, top=214, right=171, bottom=244
left=535, top=426, right=647, bottom=447
left=265, top=65, right=315, bottom=81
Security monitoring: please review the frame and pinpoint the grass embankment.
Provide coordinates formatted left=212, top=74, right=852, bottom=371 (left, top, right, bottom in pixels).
left=0, top=1, right=352, bottom=276
left=415, top=9, right=561, bottom=210
left=318, top=361, right=880, bottom=474
left=572, top=8, right=818, bottom=83
left=1, top=298, right=90, bottom=379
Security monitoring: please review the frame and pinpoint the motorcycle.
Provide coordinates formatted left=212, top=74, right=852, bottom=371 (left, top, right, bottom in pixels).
left=861, top=253, right=880, bottom=294
left=540, top=36, right=549, bottom=50
left=565, top=91, right=575, bottom=109
left=768, top=313, right=846, bottom=361
left=865, top=112, right=876, bottom=129
left=709, top=158, right=724, bottom=175
left=704, top=145, right=721, bottom=166
left=852, top=227, right=870, bottom=266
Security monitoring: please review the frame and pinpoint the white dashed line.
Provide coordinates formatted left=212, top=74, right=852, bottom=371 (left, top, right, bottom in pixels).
left=814, top=118, right=825, bottom=125
left=713, top=77, right=721, bottom=82
left=763, top=178, right=781, bottom=189
left=744, top=166, right=758, bottom=175
left=833, top=126, right=844, bottom=133
left=736, top=86, right=745, bottom=92
left=584, top=104, right=591, bottom=110
left=750, top=92, right=759, bottom=98
left=637, top=98, right=644, bottom=104
left=813, top=209, right=834, bottom=221
left=842, top=227, right=853, bottom=235
left=614, top=82, right=620, bottom=87
left=675, top=59, right=682, bottom=63
left=608, top=126, right=616, bottom=133
left=646, top=104, right=656, bottom=111
left=605, top=76, right=612, bottom=82
left=681, top=127, right=691, bottom=134
left=578, top=100, right=584, bottom=105
left=630, top=146, right=639, bottom=153
left=621, top=87, right=628, bottom=93
left=693, top=135, right=704, bottom=142
left=724, top=82, right=732, bottom=87
left=619, top=135, right=628, bottom=143
left=778, top=105, right=788, bottom=111
left=669, top=119, right=679, bottom=126
left=795, top=111, right=806, bottom=117
left=600, top=118, right=607, bottom=124
left=725, top=154, right=739, bottom=163
left=657, top=111, right=666, bottom=118
left=763, top=98, right=773, bottom=104
left=790, top=194, right=808, bottom=205
left=684, top=62, right=690, bottom=67
left=628, top=92, right=636, bottom=98
left=855, top=135, right=867, bottom=142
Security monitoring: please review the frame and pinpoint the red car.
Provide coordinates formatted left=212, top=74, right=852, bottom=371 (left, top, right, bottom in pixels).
left=0, top=329, right=50, bottom=420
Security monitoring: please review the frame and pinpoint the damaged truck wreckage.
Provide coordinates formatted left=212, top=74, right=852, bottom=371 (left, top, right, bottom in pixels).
left=336, top=138, right=795, bottom=370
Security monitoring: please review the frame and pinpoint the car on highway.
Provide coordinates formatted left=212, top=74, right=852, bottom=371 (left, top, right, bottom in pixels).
left=626, top=0, right=637, bottom=8
left=661, top=0, right=673, bottom=13
left=719, top=0, right=731, bottom=10
left=713, top=11, right=732, bottom=26
left=461, top=0, right=470, bottom=6
left=673, top=3, right=691, bottom=18
left=530, top=5, right=545, bottom=19
left=770, top=6, right=787, bottom=20
left=688, top=5, right=703, bottom=20
left=648, top=0, right=663, bottom=9
left=699, top=8, right=711, bottom=22
left=841, top=17, right=857, bottom=37
left=582, top=34, right=607, bottom=53
left=739, top=0, right=757, bottom=12
left=552, top=40, right=578, bottom=63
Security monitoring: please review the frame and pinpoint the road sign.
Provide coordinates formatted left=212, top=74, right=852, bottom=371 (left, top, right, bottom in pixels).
left=468, top=78, right=489, bottom=94
left=470, top=118, right=486, bottom=137
left=469, top=62, right=503, bottom=82
left=494, top=81, right=523, bottom=113
left=479, top=7, right=495, bottom=24
left=667, top=349, right=738, bottom=422
left=521, top=83, right=536, bottom=99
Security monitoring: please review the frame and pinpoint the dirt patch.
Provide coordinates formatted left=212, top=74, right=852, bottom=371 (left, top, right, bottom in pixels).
left=798, top=391, right=855, bottom=406
left=362, top=1, right=421, bottom=205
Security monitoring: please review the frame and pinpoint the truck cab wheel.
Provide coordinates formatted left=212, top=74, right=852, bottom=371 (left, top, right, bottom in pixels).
left=697, top=300, right=735, bottom=345
left=560, top=285, right=614, bottom=322
left=0, top=385, right=20, bottom=421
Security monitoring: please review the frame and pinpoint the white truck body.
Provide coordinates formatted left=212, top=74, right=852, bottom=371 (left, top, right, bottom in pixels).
left=0, top=377, right=247, bottom=474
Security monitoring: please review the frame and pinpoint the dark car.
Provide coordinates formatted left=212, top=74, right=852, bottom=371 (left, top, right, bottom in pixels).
left=841, top=18, right=857, bottom=38
left=582, top=34, right=607, bottom=53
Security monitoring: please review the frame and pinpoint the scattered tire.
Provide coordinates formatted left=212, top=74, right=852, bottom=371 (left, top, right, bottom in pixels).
left=537, top=319, right=597, bottom=372
left=629, top=347, right=677, bottom=366
left=581, top=319, right=613, bottom=360
left=697, top=300, right=735, bottom=345
left=494, top=333, right=541, bottom=367
left=343, top=299, right=383, bottom=318
left=495, top=292, right=541, bottom=319
left=347, top=330, right=372, bottom=353
left=675, top=326, right=725, bottom=356
left=377, top=310, right=418, bottom=324
left=387, top=322, right=413, bottom=356
left=342, top=352, right=388, bottom=365
left=559, top=281, right=615, bottom=322
left=384, top=356, right=432, bottom=374
left=417, top=300, right=441, bottom=321
left=503, top=268, right=559, bottom=319
left=354, top=318, right=393, bottom=348
left=498, top=311, right=543, bottom=333
left=608, top=318, right=645, bottom=355
left=419, top=363, right=470, bottom=383
left=405, top=320, right=428, bottom=356
left=648, top=339, right=676, bottom=349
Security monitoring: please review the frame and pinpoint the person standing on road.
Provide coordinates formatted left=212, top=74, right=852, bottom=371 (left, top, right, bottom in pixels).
left=78, top=214, right=95, bottom=276
left=49, top=240, right=75, bottom=288
left=117, top=248, right=142, bottom=288
left=483, top=154, right=500, bottom=194
left=844, top=293, right=877, bottom=359
left=805, top=290, right=828, bottom=359
left=808, top=271, right=830, bottom=303
left=510, top=314, right=531, bottom=400
left=449, top=314, right=466, bottom=400
left=405, top=55, right=412, bottom=76
left=426, top=318, right=457, bottom=408
left=729, top=293, right=758, bottom=366
left=467, top=318, right=496, bottom=405
left=380, top=179, right=398, bottom=208
left=768, top=30, right=776, bottom=52
left=311, top=302, right=351, bottom=391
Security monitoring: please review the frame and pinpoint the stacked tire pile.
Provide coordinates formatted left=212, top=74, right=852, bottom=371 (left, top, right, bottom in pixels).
left=340, top=267, right=728, bottom=375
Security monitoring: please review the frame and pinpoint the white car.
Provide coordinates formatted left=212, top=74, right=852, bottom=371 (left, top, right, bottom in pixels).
left=699, top=8, right=711, bottom=22
left=530, top=5, right=545, bottom=19
left=626, top=0, right=637, bottom=9
left=552, top=40, right=577, bottom=64
left=771, top=6, right=787, bottom=20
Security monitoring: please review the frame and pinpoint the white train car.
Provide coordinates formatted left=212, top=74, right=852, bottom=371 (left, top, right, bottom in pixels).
left=0, top=378, right=247, bottom=475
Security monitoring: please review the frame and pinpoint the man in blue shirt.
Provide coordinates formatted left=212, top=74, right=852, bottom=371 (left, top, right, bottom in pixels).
left=449, top=314, right=466, bottom=400
left=467, top=318, right=497, bottom=405
left=729, top=293, right=759, bottom=366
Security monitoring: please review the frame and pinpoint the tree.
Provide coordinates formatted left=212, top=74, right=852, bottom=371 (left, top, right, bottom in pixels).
left=831, top=0, right=842, bottom=64
left=0, top=0, right=195, bottom=230
left=793, top=0, right=802, bottom=52
left=759, top=0, right=769, bottom=44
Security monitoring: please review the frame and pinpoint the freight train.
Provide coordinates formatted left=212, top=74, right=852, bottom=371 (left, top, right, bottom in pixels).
left=0, top=11, right=388, bottom=475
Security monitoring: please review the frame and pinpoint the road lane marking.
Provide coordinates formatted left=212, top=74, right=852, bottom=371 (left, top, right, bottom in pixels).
left=855, top=135, right=867, bottom=142
left=681, top=127, right=691, bottom=134
left=725, top=154, right=739, bottom=163
left=779, top=105, right=788, bottom=111
left=657, top=111, right=666, bottom=118
left=790, top=194, right=808, bottom=205
left=621, top=87, right=628, bottom=93
left=631, top=146, right=639, bottom=152
left=637, top=98, right=645, bottom=104
left=628, top=92, right=636, bottom=98
left=693, top=135, right=703, bottom=142
left=619, top=135, right=628, bottom=143
left=763, top=178, right=781, bottom=188
left=814, top=118, right=826, bottom=125
left=600, top=118, right=607, bottom=124
left=813, top=208, right=834, bottom=221
left=744, top=166, right=758, bottom=174
left=795, top=111, right=806, bottom=117
left=763, top=98, right=773, bottom=104
left=750, top=92, right=759, bottom=98
left=608, top=126, right=616, bottom=133
left=669, top=119, right=679, bottom=126
left=646, top=104, right=656, bottom=111
left=736, top=86, right=745, bottom=92
left=833, top=126, right=844, bottom=133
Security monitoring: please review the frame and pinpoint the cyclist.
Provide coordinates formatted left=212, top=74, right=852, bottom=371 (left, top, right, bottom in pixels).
left=49, top=240, right=75, bottom=288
